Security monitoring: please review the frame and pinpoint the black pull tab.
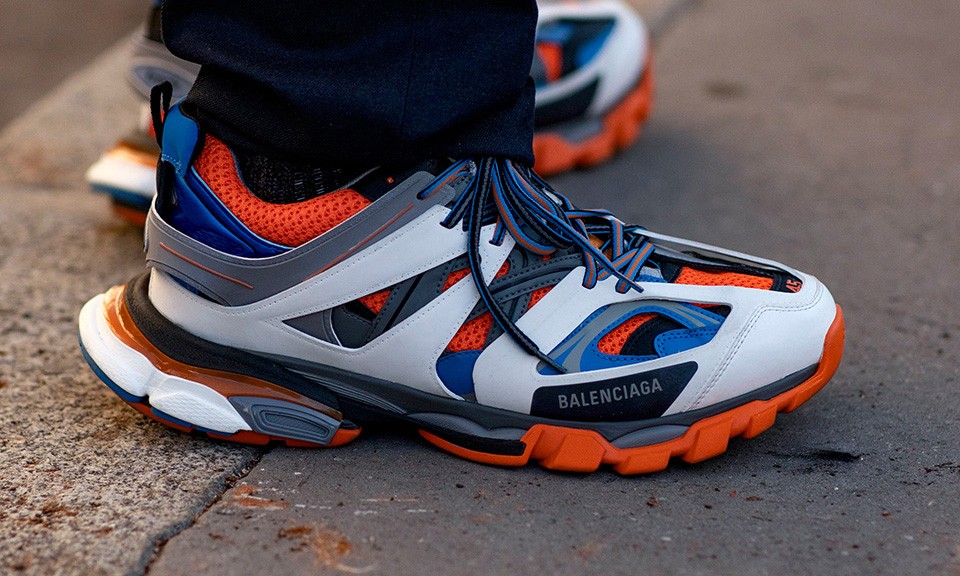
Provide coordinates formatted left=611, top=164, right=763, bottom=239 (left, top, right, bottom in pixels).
left=150, top=81, right=173, bottom=147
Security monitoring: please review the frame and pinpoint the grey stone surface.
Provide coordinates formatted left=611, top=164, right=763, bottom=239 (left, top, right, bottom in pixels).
left=0, top=34, right=263, bottom=576
left=2, top=0, right=960, bottom=575
left=0, top=37, right=143, bottom=189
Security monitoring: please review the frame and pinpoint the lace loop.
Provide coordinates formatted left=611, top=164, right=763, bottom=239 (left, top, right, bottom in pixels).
left=433, top=158, right=654, bottom=370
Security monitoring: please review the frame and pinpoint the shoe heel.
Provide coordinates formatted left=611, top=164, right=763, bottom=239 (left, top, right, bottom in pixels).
left=78, top=288, right=360, bottom=448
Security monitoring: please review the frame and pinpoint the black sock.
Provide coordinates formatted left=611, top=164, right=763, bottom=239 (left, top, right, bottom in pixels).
left=236, top=154, right=360, bottom=204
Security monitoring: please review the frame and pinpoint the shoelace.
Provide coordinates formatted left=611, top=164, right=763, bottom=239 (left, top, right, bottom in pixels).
left=419, top=158, right=655, bottom=373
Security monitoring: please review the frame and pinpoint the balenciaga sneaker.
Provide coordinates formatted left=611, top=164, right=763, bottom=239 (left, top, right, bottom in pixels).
left=78, top=103, right=843, bottom=474
left=86, top=0, right=652, bottom=225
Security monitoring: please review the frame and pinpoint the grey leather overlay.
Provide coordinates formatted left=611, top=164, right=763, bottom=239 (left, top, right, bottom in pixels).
left=144, top=171, right=457, bottom=306
left=283, top=309, right=341, bottom=346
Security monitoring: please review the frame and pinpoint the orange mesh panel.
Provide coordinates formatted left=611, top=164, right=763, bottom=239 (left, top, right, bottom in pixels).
left=443, top=268, right=471, bottom=292
left=527, top=286, right=553, bottom=310
left=193, top=135, right=371, bottom=247
left=359, top=289, right=391, bottom=314
left=675, top=268, right=774, bottom=290
left=443, top=262, right=513, bottom=351
left=536, top=43, right=563, bottom=82
left=447, top=313, right=493, bottom=352
left=598, top=313, right=656, bottom=355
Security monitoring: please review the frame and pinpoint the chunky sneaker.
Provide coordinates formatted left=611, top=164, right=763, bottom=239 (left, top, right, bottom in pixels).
left=78, top=102, right=843, bottom=474
left=86, top=0, right=652, bottom=225
left=532, top=0, right=652, bottom=175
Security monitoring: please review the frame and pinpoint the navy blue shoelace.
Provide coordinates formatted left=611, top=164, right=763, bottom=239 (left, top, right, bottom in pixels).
left=420, top=158, right=655, bottom=373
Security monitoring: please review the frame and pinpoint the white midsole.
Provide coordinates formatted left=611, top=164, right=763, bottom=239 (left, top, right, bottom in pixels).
left=85, top=154, right=157, bottom=200
left=78, top=293, right=251, bottom=434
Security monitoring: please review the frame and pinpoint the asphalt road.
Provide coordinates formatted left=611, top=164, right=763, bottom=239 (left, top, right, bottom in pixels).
left=0, top=0, right=959, bottom=575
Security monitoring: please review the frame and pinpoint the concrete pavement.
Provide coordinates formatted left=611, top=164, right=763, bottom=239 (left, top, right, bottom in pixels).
left=0, top=0, right=143, bottom=129
left=2, top=0, right=960, bottom=574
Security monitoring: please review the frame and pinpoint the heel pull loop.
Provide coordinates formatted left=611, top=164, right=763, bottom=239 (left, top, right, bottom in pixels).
left=150, top=81, right=173, bottom=147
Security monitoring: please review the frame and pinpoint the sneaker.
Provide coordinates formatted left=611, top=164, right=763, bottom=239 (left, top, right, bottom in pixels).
left=86, top=0, right=652, bottom=225
left=532, top=0, right=652, bottom=175
left=85, top=106, right=160, bottom=225
left=78, top=102, right=844, bottom=474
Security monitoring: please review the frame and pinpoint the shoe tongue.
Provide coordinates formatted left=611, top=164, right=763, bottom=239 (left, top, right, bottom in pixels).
left=348, top=159, right=448, bottom=202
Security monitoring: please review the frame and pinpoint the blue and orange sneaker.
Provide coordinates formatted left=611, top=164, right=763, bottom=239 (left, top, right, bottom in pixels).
left=78, top=99, right=843, bottom=475
left=86, top=0, right=653, bottom=225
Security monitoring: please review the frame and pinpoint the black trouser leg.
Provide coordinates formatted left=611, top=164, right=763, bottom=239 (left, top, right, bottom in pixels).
left=162, top=0, right=538, bottom=167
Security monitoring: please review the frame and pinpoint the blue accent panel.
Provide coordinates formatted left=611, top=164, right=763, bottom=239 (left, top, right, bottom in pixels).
left=90, top=184, right=153, bottom=212
left=78, top=337, right=145, bottom=404
left=654, top=327, right=720, bottom=357
left=575, top=23, right=614, bottom=67
left=159, top=104, right=289, bottom=258
left=537, top=22, right=574, bottom=44
left=638, top=273, right=667, bottom=283
left=558, top=301, right=727, bottom=373
left=150, top=407, right=221, bottom=435
left=159, top=105, right=199, bottom=178
left=436, top=351, right=481, bottom=396
left=555, top=306, right=609, bottom=351
left=551, top=333, right=587, bottom=368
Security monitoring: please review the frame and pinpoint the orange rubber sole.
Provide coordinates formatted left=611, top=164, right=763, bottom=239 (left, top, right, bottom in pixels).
left=421, top=304, right=845, bottom=475
left=532, top=55, right=654, bottom=176
left=112, top=202, right=148, bottom=227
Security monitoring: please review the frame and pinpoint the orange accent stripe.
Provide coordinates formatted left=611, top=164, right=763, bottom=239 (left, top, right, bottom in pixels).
left=160, top=242, right=254, bottom=289
left=112, top=203, right=148, bottom=227
left=359, top=289, right=391, bottom=314
left=421, top=305, right=845, bottom=474
left=108, top=144, right=160, bottom=168
left=421, top=171, right=464, bottom=201
left=536, top=42, right=564, bottom=83
left=103, top=285, right=340, bottom=418
left=674, top=268, right=774, bottom=290
left=311, top=203, right=414, bottom=278
left=597, top=312, right=656, bottom=355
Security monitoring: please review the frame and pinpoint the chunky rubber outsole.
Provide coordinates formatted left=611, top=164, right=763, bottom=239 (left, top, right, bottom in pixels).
left=80, top=276, right=842, bottom=475
left=532, top=57, right=654, bottom=176
left=79, top=286, right=360, bottom=448
left=422, top=305, right=844, bottom=474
